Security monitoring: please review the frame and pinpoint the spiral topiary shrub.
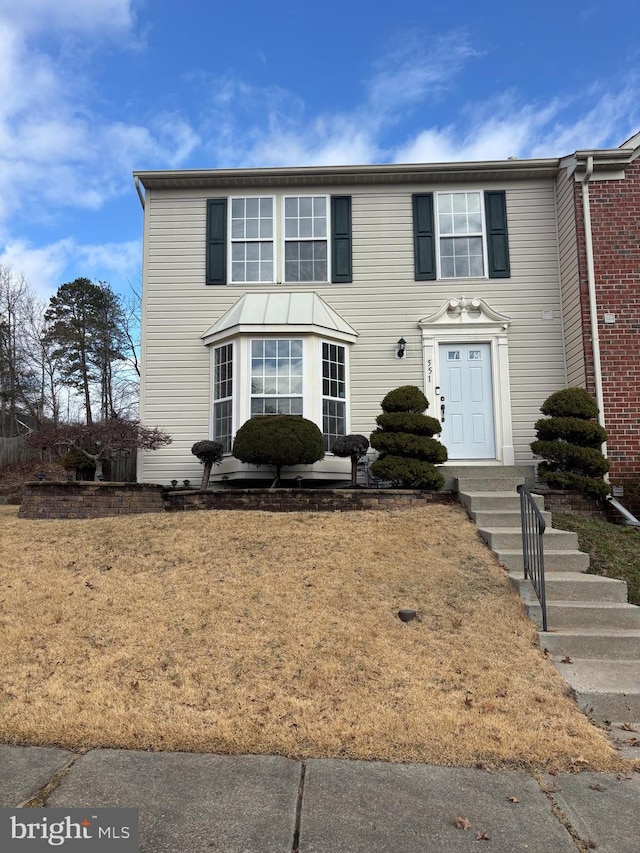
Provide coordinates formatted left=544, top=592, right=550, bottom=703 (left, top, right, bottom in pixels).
left=232, top=415, right=324, bottom=488
left=531, top=387, right=609, bottom=500
left=369, top=385, right=447, bottom=489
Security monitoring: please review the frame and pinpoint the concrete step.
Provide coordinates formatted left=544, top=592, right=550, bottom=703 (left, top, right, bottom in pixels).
left=471, top=509, right=552, bottom=528
left=545, top=602, right=640, bottom=630
left=479, top=527, right=579, bottom=552
left=509, top=572, right=629, bottom=603
left=497, top=550, right=591, bottom=572
left=457, top=476, right=526, bottom=493
left=440, top=464, right=535, bottom=492
left=540, top=629, right=640, bottom=660
left=549, top=659, right=640, bottom=723
left=458, top=490, right=545, bottom=513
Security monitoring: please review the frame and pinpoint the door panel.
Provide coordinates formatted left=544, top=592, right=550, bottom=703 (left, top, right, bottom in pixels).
left=439, top=342, right=496, bottom=459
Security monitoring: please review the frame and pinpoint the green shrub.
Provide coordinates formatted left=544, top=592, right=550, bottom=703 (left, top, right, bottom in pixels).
left=331, top=434, right=370, bottom=487
left=232, top=415, right=324, bottom=488
left=61, top=448, right=95, bottom=479
left=191, top=440, right=224, bottom=491
left=375, top=412, right=442, bottom=436
left=540, top=387, right=599, bottom=419
left=379, top=385, right=429, bottom=413
left=370, top=457, right=445, bottom=490
left=531, top=387, right=609, bottom=499
left=370, top=384, right=447, bottom=489
left=533, top=417, right=607, bottom=449
left=369, top=431, right=448, bottom=463
left=530, top=441, right=609, bottom=478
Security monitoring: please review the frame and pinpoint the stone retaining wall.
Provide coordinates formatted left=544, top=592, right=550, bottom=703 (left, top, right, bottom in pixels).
left=19, top=482, right=165, bottom=519
left=17, top=482, right=457, bottom=518
left=164, top=488, right=457, bottom=513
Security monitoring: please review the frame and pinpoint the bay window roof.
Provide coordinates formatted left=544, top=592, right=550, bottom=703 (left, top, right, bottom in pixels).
left=201, top=292, right=358, bottom=346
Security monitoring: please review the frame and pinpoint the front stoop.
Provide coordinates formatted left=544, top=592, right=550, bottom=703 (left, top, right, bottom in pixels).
left=456, top=467, right=640, bottom=725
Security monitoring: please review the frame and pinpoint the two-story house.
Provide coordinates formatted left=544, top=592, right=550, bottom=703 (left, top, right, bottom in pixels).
left=133, top=132, right=640, bottom=489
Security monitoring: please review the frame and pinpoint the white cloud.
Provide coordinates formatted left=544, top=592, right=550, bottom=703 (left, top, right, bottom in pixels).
left=0, top=0, right=135, bottom=35
left=392, top=84, right=640, bottom=164
left=367, top=31, right=480, bottom=117
left=0, top=238, right=141, bottom=300
left=202, top=33, right=481, bottom=169
left=0, top=4, right=199, bottom=228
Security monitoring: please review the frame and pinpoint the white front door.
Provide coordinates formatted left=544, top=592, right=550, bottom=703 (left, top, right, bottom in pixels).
left=439, top=342, right=496, bottom=459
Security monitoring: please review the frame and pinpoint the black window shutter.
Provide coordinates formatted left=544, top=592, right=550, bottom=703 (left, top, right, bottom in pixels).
left=206, top=198, right=227, bottom=285
left=485, top=191, right=510, bottom=278
left=331, top=196, right=352, bottom=283
left=413, top=194, right=436, bottom=280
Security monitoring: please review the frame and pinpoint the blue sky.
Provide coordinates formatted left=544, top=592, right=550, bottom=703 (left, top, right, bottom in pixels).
left=1, top=0, right=639, bottom=301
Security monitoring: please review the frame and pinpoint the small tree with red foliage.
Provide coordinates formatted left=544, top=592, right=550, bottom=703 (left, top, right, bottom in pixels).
left=27, top=420, right=172, bottom=481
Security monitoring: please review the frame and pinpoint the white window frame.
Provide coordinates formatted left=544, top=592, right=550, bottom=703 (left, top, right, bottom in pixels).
left=321, top=340, right=347, bottom=452
left=249, top=337, right=304, bottom=416
left=435, top=191, right=488, bottom=280
left=282, top=194, right=330, bottom=284
left=228, top=195, right=275, bottom=284
left=212, top=342, right=234, bottom=453
left=226, top=194, right=332, bottom=285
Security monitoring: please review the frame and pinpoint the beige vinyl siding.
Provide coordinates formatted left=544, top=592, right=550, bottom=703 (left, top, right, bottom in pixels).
left=140, top=179, right=566, bottom=483
left=556, top=168, right=586, bottom=386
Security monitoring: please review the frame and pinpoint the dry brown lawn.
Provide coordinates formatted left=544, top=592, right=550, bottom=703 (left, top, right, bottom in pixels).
left=0, top=503, right=633, bottom=772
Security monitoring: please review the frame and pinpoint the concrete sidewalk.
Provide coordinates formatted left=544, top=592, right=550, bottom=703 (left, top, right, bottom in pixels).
left=0, top=745, right=638, bottom=852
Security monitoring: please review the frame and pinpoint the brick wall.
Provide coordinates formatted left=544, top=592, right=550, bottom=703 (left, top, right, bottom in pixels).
left=539, top=488, right=609, bottom=519
left=164, top=488, right=457, bottom=513
left=574, top=160, right=640, bottom=482
left=19, top=482, right=166, bottom=519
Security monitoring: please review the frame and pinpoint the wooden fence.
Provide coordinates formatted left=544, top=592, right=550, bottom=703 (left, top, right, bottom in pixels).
left=0, top=436, right=137, bottom=482
left=0, top=436, right=37, bottom=468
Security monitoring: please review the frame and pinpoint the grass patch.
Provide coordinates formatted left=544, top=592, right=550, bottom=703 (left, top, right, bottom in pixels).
left=0, top=504, right=632, bottom=772
left=552, top=513, right=640, bottom=605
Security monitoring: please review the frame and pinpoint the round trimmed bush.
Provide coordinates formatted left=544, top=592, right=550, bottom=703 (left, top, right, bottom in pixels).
left=331, top=434, right=370, bottom=487
left=540, top=387, right=599, bottom=419
left=232, top=415, right=324, bottom=487
left=379, top=385, right=429, bottom=413
left=375, top=412, right=443, bottom=436
left=533, top=417, right=607, bottom=449
left=370, top=456, right=445, bottom=490
left=369, top=432, right=448, bottom=463
left=191, top=440, right=224, bottom=490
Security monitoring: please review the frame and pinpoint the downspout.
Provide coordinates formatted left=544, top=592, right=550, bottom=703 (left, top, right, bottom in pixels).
left=134, top=176, right=145, bottom=210
left=581, top=155, right=608, bottom=466
left=580, top=157, right=640, bottom=524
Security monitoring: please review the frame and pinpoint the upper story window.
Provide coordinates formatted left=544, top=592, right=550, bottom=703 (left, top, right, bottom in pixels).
left=231, top=198, right=274, bottom=283
left=413, top=190, right=510, bottom=281
left=284, top=197, right=328, bottom=282
left=437, top=192, right=484, bottom=278
left=206, top=196, right=352, bottom=286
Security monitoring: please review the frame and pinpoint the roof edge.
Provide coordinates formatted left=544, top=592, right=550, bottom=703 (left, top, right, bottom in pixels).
left=134, top=158, right=561, bottom=190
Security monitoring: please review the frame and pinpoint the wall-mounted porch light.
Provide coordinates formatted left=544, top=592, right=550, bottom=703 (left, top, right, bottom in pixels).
left=396, top=338, right=407, bottom=358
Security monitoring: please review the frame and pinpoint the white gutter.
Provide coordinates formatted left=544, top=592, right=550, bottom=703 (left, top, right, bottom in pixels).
left=581, top=155, right=608, bottom=470
left=134, top=176, right=145, bottom=210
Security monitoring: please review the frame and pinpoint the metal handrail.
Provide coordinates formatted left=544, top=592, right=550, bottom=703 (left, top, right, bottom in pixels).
left=517, top=483, right=548, bottom=632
